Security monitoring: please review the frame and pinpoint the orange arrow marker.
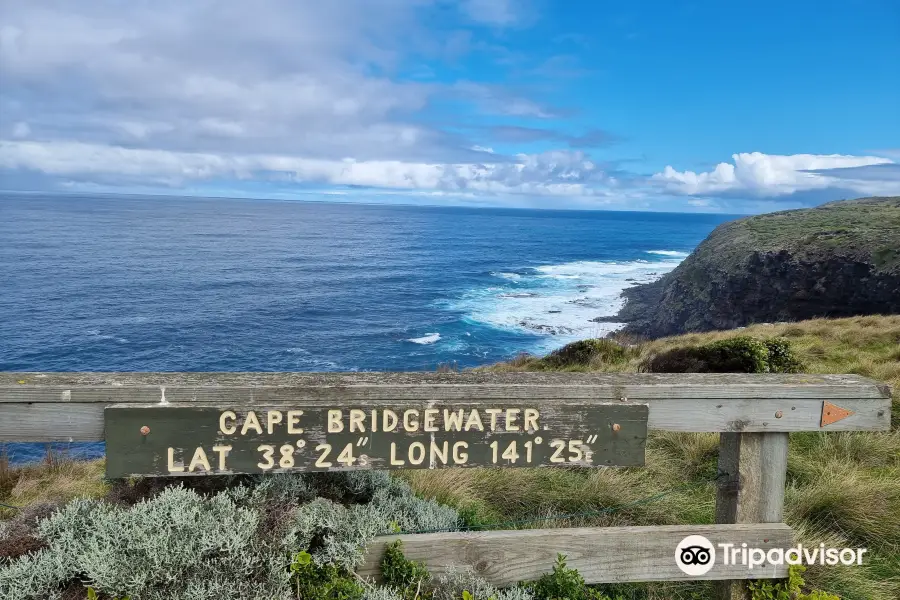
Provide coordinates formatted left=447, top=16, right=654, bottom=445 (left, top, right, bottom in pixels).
left=821, top=401, right=854, bottom=427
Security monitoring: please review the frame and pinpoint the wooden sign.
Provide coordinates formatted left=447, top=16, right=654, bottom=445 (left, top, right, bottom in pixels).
left=105, top=402, right=648, bottom=477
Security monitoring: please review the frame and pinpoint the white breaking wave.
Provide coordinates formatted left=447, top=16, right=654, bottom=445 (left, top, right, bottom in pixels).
left=407, top=333, right=441, bottom=344
left=646, top=250, right=689, bottom=257
left=490, top=271, right=522, bottom=281
left=445, top=257, right=684, bottom=354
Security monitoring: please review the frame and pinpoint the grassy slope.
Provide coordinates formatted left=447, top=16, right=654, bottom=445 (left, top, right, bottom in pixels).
left=683, top=196, right=900, bottom=273
left=2, top=315, right=898, bottom=599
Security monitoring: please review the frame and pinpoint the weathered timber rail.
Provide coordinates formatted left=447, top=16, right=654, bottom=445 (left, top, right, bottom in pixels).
left=0, top=372, right=892, bottom=599
left=0, top=372, right=890, bottom=441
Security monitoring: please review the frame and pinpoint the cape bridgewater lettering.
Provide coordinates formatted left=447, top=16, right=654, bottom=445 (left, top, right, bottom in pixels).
left=215, top=407, right=543, bottom=436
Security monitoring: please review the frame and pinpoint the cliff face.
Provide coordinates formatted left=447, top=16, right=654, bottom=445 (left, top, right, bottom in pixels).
left=618, top=197, right=900, bottom=339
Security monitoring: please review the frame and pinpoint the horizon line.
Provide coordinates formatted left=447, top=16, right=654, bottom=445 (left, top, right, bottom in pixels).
left=0, top=188, right=757, bottom=217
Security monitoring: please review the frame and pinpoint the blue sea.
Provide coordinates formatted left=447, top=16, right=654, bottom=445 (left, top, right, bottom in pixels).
left=0, top=192, right=737, bottom=463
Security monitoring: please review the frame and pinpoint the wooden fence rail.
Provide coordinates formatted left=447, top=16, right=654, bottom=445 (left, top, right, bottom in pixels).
left=359, top=524, right=795, bottom=585
left=0, top=372, right=890, bottom=441
left=0, top=372, right=892, bottom=600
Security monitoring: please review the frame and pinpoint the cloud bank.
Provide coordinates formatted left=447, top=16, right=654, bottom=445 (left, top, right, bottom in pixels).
left=0, top=140, right=613, bottom=197
left=653, top=153, right=897, bottom=198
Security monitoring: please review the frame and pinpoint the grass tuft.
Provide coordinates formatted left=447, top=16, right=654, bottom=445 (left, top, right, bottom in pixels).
left=0, top=457, right=108, bottom=520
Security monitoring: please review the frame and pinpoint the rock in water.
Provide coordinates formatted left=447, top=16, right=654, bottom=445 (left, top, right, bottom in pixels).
left=617, top=196, right=900, bottom=339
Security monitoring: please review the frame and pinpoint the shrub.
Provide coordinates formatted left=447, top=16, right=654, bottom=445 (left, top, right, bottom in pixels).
left=525, top=554, right=622, bottom=600
left=645, top=336, right=805, bottom=374
left=363, top=589, right=405, bottom=600
left=381, top=541, right=433, bottom=600
left=763, top=338, right=805, bottom=373
left=643, top=346, right=711, bottom=373
left=0, top=486, right=290, bottom=600
left=430, top=567, right=534, bottom=600
left=283, top=476, right=459, bottom=571
left=367, top=476, right=461, bottom=533
left=284, top=497, right=385, bottom=571
left=0, top=472, right=460, bottom=600
left=547, top=339, right=627, bottom=367
left=290, top=550, right=364, bottom=600
left=700, top=337, right=772, bottom=373
left=749, top=565, right=840, bottom=600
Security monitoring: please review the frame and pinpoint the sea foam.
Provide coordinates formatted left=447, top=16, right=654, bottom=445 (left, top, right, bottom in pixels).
left=407, top=332, right=441, bottom=344
left=446, top=257, right=683, bottom=354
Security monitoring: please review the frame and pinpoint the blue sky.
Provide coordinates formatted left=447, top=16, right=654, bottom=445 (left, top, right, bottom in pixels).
left=1, top=0, right=898, bottom=212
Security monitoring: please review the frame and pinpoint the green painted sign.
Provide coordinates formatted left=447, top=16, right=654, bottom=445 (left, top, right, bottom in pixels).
left=105, top=402, right=648, bottom=478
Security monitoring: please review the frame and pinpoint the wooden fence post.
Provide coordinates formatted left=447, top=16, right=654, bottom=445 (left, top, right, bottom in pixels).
left=714, top=432, right=789, bottom=600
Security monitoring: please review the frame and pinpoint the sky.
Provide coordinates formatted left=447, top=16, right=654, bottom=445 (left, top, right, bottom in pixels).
left=0, top=0, right=898, bottom=213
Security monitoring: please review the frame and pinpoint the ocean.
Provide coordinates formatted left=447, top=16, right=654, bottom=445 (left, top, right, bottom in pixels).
left=0, top=192, right=737, bottom=463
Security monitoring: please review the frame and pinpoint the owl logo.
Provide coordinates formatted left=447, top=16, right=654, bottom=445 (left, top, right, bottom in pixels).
left=675, top=535, right=716, bottom=576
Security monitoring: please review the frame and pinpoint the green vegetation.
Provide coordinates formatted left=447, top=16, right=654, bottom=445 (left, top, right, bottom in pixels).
left=695, top=196, right=900, bottom=272
left=743, top=197, right=900, bottom=268
left=1, top=315, right=898, bottom=599
left=525, top=554, right=623, bottom=600
left=291, top=550, right=364, bottom=600
left=381, top=541, right=433, bottom=600
left=508, top=334, right=806, bottom=374
left=646, top=336, right=805, bottom=373
left=545, top=338, right=628, bottom=368
left=749, top=565, right=839, bottom=600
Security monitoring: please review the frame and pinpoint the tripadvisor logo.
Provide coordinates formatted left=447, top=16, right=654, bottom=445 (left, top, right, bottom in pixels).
left=675, top=535, right=868, bottom=576
left=675, top=535, right=716, bottom=576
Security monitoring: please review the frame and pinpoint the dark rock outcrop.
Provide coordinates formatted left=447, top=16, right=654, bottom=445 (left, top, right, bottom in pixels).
left=617, top=196, right=900, bottom=339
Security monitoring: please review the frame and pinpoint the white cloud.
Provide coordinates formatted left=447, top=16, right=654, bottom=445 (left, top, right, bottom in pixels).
left=653, top=152, right=897, bottom=197
left=0, top=140, right=613, bottom=197
left=0, top=1, right=552, bottom=166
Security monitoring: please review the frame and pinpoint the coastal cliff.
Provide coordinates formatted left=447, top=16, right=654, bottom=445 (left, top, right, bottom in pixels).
left=616, top=196, right=900, bottom=339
